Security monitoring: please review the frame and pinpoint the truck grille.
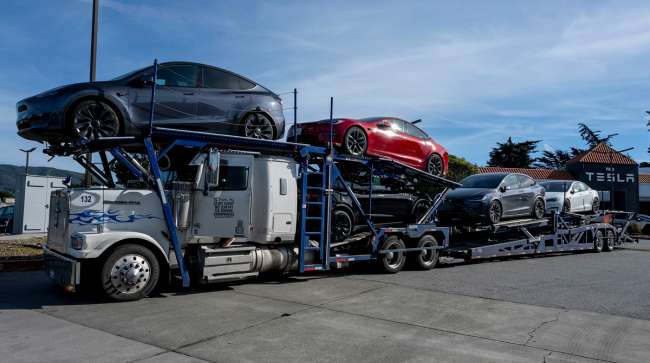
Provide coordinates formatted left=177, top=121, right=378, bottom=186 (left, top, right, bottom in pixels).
left=47, top=190, right=69, bottom=253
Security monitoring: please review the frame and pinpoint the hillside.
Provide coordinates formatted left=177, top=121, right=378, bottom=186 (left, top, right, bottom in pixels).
left=0, top=164, right=83, bottom=195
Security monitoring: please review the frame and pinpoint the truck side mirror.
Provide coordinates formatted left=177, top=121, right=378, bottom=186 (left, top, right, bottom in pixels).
left=205, top=150, right=221, bottom=191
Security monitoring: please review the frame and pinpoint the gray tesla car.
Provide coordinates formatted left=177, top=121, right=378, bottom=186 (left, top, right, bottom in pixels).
left=437, top=172, right=546, bottom=225
left=17, top=61, right=285, bottom=142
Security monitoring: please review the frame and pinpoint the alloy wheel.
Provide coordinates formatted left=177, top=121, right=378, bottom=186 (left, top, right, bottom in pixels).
left=592, top=199, right=600, bottom=213
left=243, top=113, right=274, bottom=139
left=332, top=210, right=353, bottom=242
left=534, top=199, right=545, bottom=219
left=426, top=154, right=444, bottom=176
left=489, top=201, right=502, bottom=224
left=72, top=100, right=119, bottom=141
left=344, top=128, right=367, bottom=155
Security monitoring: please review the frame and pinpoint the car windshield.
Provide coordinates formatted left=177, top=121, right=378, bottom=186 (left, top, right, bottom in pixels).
left=459, top=174, right=504, bottom=189
left=540, top=181, right=571, bottom=192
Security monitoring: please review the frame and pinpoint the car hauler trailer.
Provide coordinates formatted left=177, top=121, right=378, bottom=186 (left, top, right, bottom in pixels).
left=39, top=61, right=631, bottom=301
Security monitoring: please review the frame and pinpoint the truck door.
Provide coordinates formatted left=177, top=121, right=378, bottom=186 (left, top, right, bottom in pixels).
left=193, top=154, right=253, bottom=238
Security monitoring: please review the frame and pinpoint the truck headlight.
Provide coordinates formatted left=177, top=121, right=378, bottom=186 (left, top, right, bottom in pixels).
left=70, top=235, right=85, bottom=250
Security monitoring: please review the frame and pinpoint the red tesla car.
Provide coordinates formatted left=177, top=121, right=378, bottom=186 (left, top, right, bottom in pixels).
left=288, top=117, right=448, bottom=176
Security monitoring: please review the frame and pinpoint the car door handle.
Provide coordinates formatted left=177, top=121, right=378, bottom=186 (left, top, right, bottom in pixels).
left=183, top=92, right=194, bottom=95
left=235, top=95, right=245, bottom=98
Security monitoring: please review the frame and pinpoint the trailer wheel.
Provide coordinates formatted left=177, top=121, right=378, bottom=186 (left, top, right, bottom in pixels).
left=411, top=235, right=439, bottom=270
left=593, top=230, right=604, bottom=253
left=100, top=244, right=160, bottom=301
left=604, top=229, right=616, bottom=252
left=378, top=236, right=406, bottom=274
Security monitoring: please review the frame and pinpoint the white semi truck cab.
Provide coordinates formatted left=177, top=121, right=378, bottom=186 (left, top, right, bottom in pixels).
left=44, top=151, right=308, bottom=300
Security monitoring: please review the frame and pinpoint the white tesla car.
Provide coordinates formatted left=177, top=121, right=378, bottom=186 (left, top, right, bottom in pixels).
left=539, top=180, right=600, bottom=214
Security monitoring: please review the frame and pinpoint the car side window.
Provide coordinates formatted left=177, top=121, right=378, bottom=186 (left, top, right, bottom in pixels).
left=404, top=122, right=428, bottom=139
left=203, top=67, right=255, bottom=90
left=386, top=119, right=404, bottom=133
left=517, top=175, right=533, bottom=188
left=578, top=182, right=589, bottom=191
left=209, top=164, right=249, bottom=191
left=154, top=64, right=200, bottom=87
left=502, top=175, right=518, bottom=189
left=573, top=183, right=581, bottom=192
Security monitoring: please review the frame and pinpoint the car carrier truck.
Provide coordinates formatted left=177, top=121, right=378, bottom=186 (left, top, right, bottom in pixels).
left=40, top=61, right=634, bottom=301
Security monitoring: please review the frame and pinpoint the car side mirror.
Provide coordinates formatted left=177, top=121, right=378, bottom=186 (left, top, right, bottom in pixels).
left=570, top=189, right=575, bottom=194
left=499, top=185, right=507, bottom=193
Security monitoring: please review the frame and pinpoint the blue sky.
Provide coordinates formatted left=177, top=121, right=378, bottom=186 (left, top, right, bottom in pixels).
left=1, top=0, right=649, bottom=171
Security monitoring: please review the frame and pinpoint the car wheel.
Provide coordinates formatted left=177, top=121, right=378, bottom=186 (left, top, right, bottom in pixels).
left=488, top=200, right=502, bottom=224
left=377, top=236, right=406, bottom=274
left=426, top=153, right=444, bottom=176
left=562, top=199, right=571, bottom=213
left=411, top=235, right=439, bottom=270
left=593, top=230, right=603, bottom=253
left=412, top=199, right=432, bottom=223
left=532, top=198, right=545, bottom=219
left=332, top=209, right=353, bottom=242
left=242, top=113, right=275, bottom=140
left=100, top=244, right=160, bottom=301
left=71, top=99, right=120, bottom=141
left=343, top=126, right=367, bottom=156
left=592, top=198, right=600, bottom=214
left=604, top=229, right=616, bottom=252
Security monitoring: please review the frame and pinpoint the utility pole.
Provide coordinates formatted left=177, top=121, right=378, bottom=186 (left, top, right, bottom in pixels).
left=19, top=147, right=37, bottom=176
left=85, top=0, right=99, bottom=187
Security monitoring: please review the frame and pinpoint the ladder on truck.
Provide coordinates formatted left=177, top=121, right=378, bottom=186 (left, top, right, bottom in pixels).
left=298, top=152, right=332, bottom=272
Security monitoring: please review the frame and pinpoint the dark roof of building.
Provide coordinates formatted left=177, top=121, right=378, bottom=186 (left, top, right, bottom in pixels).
left=640, top=174, right=650, bottom=184
left=567, top=142, right=637, bottom=165
left=478, top=167, right=575, bottom=181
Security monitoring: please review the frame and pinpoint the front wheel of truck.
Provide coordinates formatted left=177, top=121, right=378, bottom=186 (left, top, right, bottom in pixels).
left=100, top=244, right=160, bottom=301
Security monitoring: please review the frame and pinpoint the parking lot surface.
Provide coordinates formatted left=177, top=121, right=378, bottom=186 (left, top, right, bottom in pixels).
left=1, top=243, right=649, bottom=363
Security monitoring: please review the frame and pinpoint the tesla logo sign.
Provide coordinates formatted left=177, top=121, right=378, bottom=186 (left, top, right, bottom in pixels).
left=585, top=171, right=634, bottom=184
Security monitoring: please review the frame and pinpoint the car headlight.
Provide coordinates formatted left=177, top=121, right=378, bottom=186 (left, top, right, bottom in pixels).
left=70, top=234, right=85, bottom=250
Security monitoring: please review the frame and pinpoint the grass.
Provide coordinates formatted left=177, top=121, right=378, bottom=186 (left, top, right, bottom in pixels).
left=0, top=236, right=45, bottom=259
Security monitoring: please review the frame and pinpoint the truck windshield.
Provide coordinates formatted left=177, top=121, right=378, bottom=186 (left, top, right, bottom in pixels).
left=459, top=174, right=504, bottom=189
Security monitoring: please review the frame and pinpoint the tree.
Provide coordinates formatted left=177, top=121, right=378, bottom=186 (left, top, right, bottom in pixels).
left=487, top=137, right=540, bottom=168
left=578, top=122, right=615, bottom=147
left=534, top=122, right=617, bottom=169
left=447, top=154, right=479, bottom=182
left=533, top=147, right=583, bottom=169
left=0, top=190, right=14, bottom=199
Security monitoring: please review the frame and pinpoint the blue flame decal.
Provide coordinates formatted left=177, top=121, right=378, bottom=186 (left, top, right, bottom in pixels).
left=69, top=209, right=160, bottom=225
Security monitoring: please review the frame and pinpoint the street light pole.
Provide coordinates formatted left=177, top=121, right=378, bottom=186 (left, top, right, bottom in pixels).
left=84, top=0, right=99, bottom=187
left=19, top=148, right=37, bottom=176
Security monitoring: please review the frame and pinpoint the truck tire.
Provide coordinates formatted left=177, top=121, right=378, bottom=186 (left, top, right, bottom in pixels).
left=604, top=229, right=616, bottom=252
left=410, top=235, right=439, bottom=270
left=377, top=236, right=406, bottom=274
left=593, top=230, right=604, bottom=253
left=100, top=244, right=160, bottom=301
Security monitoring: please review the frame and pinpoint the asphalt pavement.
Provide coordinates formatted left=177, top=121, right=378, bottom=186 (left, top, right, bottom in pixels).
left=0, top=242, right=649, bottom=362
